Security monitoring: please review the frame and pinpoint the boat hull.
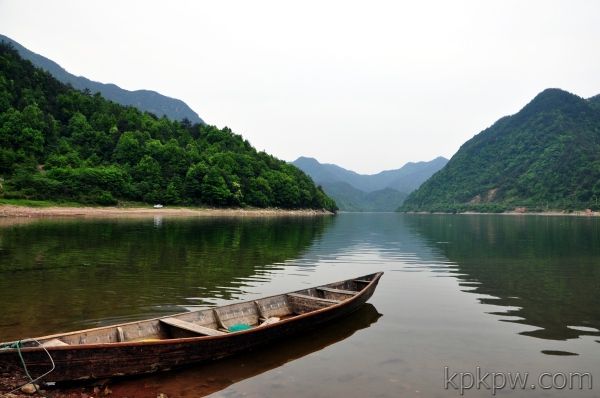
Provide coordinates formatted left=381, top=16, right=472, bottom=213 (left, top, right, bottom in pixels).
left=0, top=273, right=382, bottom=382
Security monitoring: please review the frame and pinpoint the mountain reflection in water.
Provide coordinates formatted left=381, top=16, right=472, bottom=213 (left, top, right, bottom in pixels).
left=0, top=216, right=333, bottom=341
left=404, top=214, right=600, bottom=342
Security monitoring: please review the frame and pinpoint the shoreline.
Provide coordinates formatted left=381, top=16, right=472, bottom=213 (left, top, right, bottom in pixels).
left=0, top=205, right=334, bottom=219
left=1, top=204, right=598, bottom=219
left=404, top=210, right=600, bottom=217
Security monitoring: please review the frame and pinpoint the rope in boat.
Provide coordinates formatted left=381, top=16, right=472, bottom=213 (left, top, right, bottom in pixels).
left=0, top=338, right=55, bottom=397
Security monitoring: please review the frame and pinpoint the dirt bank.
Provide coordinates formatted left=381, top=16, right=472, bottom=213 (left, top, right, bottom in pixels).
left=0, top=205, right=333, bottom=219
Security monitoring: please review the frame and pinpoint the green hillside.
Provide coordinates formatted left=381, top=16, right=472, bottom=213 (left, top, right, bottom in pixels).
left=400, top=88, right=600, bottom=213
left=0, top=43, right=336, bottom=211
left=321, top=181, right=408, bottom=212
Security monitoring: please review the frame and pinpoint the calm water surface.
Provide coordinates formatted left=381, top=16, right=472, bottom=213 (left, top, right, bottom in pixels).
left=0, top=213, right=599, bottom=397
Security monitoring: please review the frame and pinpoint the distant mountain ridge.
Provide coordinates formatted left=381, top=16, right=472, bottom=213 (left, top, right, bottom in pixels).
left=293, top=156, right=448, bottom=193
left=400, top=88, right=600, bottom=212
left=292, top=156, right=447, bottom=211
left=0, top=34, right=204, bottom=124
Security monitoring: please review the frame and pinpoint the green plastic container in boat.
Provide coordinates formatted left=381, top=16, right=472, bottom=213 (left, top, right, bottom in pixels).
left=228, top=323, right=252, bottom=332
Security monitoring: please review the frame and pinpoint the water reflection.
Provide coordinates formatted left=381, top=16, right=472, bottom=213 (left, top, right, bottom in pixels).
left=1, top=213, right=599, bottom=397
left=0, top=216, right=333, bottom=341
left=104, top=304, right=381, bottom=398
left=283, top=213, right=600, bottom=345
left=276, top=212, right=451, bottom=270
left=404, top=214, right=600, bottom=342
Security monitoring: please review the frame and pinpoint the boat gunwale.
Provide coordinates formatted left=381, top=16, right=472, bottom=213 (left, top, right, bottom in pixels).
left=3, top=272, right=383, bottom=352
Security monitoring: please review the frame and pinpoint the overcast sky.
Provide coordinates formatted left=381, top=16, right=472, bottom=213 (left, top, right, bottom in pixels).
left=1, top=0, right=600, bottom=174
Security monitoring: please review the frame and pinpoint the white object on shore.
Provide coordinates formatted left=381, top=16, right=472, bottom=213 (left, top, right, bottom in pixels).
left=153, top=204, right=164, bottom=208
left=20, top=383, right=39, bottom=394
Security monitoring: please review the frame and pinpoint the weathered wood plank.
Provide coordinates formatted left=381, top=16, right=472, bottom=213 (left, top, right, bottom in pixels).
left=259, top=317, right=280, bottom=326
left=316, top=287, right=359, bottom=295
left=214, top=302, right=259, bottom=328
left=40, top=338, right=69, bottom=347
left=212, top=309, right=227, bottom=331
left=287, top=293, right=340, bottom=304
left=254, top=300, right=266, bottom=321
left=287, top=293, right=339, bottom=314
left=116, top=327, right=125, bottom=342
left=160, top=318, right=226, bottom=337
left=255, top=296, right=292, bottom=318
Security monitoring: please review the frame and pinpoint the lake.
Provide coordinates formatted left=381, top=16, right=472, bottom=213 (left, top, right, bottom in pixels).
left=0, top=213, right=599, bottom=397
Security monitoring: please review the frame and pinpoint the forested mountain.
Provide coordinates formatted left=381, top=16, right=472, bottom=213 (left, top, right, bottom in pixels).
left=321, top=181, right=408, bottom=212
left=0, top=34, right=204, bottom=124
left=293, top=156, right=446, bottom=211
left=400, top=88, right=600, bottom=212
left=0, top=43, right=336, bottom=211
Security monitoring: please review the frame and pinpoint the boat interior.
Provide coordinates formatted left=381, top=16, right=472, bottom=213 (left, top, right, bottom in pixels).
left=26, top=274, right=377, bottom=348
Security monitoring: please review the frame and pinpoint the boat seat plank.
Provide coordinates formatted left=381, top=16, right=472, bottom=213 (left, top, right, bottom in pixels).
left=316, top=287, right=359, bottom=295
left=160, top=317, right=226, bottom=337
left=354, top=279, right=371, bottom=284
left=287, top=293, right=340, bottom=304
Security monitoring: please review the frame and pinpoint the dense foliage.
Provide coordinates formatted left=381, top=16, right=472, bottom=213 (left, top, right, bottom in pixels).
left=0, top=43, right=337, bottom=210
left=400, top=88, right=600, bottom=212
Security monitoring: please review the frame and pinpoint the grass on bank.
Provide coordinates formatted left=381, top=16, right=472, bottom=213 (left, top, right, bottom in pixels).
left=0, top=198, right=81, bottom=207
left=0, top=198, right=153, bottom=208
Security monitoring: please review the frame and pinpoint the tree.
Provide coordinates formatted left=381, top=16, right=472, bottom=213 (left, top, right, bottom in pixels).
left=184, top=162, right=208, bottom=200
left=133, top=155, right=162, bottom=202
left=113, top=131, right=143, bottom=165
left=201, top=168, right=231, bottom=205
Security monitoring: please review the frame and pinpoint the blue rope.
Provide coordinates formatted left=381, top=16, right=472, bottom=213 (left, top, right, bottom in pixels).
left=15, top=341, right=36, bottom=386
left=0, top=340, right=41, bottom=395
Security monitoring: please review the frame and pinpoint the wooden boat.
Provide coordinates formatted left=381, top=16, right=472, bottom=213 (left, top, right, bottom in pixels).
left=0, top=272, right=383, bottom=382
left=109, top=304, right=382, bottom=397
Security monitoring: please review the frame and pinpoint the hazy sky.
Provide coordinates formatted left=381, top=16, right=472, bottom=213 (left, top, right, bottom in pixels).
left=1, top=0, right=600, bottom=173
